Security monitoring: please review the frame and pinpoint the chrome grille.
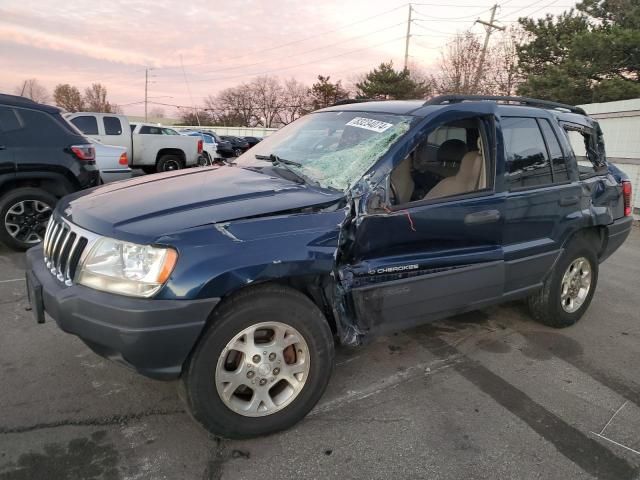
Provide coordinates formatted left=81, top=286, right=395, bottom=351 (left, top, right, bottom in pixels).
left=43, top=216, right=91, bottom=286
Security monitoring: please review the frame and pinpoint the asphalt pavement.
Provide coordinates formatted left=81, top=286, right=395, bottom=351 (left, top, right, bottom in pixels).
left=0, top=227, right=639, bottom=480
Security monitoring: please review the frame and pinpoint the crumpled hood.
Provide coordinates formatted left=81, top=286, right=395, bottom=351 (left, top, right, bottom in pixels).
left=59, top=166, right=343, bottom=243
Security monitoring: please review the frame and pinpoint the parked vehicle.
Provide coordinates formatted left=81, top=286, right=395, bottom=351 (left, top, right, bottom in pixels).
left=91, top=140, right=132, bottom=183
left=243, top=136, right=262, bottom=148
left=65, top=113, right=202, bottom=173
left=221, top=135, right=250, bottom=156
left=27, top=96, right=632, bottom=439
left=0, top=94, right=99, bottom=250
left=198, top=130, right=235, bottom=158
left=183, top=131, right=221, bottom=165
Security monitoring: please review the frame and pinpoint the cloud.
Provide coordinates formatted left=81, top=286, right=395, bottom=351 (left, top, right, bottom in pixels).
left=0, top=22, right=153, bottom=66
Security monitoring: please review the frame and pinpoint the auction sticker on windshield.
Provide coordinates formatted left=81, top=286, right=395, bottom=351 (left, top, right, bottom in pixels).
left=345, top=117, right=393, bottom=133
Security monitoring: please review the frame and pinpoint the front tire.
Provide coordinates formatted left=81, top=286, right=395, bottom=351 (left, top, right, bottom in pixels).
left=182, top=285, right=334, bottom=439
left=0, top=188, right=56, bottom=250
left=527, top=236, right=599, bottom=328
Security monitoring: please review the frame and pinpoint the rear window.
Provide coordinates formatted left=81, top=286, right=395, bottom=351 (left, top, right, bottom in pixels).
left=104, top=116, right=122, bottom=135
left=139, top=126, right=162, bottom=135
left=71, top=116, right=99, bottom=135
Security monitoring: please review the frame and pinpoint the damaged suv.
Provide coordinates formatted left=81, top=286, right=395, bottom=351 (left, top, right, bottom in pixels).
left=26, top=95, right=633, bottom=438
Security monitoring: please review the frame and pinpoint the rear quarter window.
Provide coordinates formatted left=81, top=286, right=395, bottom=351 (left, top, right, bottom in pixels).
left=0, top=107, right=23, bottom=133
left=3, top=107, right=72, bottom=147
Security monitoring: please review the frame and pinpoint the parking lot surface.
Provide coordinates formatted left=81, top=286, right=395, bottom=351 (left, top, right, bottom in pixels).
left=0, top=227, right=639, bottom=480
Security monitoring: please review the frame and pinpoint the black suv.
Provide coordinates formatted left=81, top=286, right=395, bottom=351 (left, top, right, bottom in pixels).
left=0, top=94, right=100, bottom=250
left=26, top=95, right=632, bottom=439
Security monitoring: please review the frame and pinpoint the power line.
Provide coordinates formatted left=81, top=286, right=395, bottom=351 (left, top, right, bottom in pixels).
left=156, top=4, right=409, bottom=71
left=187, top=36, right=406, bottom=83
left=411, top=5, right=494, bottom=20
left=159, top=21, right=406, bottom=78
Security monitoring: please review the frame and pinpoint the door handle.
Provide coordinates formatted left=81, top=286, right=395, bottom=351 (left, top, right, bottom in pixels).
left=0, top=145, right=6, bottom=150
left=464, top=209, right=501, bottom=225
left=559, top=195, right=579, bottom=206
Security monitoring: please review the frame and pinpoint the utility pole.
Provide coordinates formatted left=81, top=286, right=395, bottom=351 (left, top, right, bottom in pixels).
left=474, top=4, right=504, bottom=89
left=403, top=4, right=412, bottom=70
left=144, top=68, right=149, bottom=122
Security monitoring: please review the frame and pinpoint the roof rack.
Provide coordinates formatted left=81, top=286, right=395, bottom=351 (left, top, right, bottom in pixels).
left=0, top=93, right=37, bottom=105
left=424, top=95, right=586, bottom=116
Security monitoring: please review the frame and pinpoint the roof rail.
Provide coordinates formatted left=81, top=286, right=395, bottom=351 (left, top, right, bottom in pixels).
left=331, top=98, right=373, bottom=106
left=424, top=95, right=587, bottom=116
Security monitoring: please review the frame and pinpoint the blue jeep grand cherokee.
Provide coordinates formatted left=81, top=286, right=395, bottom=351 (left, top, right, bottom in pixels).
left=26, top=95, right=633, bottom=438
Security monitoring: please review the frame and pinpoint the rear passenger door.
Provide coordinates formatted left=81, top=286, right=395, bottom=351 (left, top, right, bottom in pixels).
left=0, top=107, right=17, bottom=178
left=502, top=115, right=583, bottom=294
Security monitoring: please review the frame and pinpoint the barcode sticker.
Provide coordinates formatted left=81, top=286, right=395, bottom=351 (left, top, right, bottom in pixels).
left=345, top=117, right=393, bottom=133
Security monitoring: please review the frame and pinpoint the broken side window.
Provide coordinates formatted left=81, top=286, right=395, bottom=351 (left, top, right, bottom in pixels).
left=562, top=122, right=607, bottom=177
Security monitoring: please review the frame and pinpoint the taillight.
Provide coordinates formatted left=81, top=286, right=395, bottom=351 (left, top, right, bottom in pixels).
left=197, top=140, right=203, bottom=154
left=622, top=180, right=632, bottom=217
left=118, top=152, right=128, bottom=165
left=70, top=144, right=95, bottom=161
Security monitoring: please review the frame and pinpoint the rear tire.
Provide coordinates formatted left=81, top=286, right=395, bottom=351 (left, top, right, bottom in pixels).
left=182, top=284, right=334, bottom=439
left=157, top=155, right=183, bottom=172
left=0, top=188, right=56, bottom=250
left=527, top=236, right=599, bottom=328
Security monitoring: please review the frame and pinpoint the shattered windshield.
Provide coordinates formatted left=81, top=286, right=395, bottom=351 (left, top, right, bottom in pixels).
left=237, top=111, right=413, bottom=190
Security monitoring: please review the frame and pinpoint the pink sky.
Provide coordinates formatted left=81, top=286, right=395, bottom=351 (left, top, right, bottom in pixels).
left=0, top=0, right=575, bottom=116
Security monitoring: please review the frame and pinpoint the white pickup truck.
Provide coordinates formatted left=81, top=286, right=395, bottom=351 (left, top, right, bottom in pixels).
left=65, top=113, right=202, bottom=173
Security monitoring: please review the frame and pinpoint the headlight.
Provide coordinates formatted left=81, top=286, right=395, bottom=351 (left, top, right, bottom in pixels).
left=77, top=237, right=178, bottom=298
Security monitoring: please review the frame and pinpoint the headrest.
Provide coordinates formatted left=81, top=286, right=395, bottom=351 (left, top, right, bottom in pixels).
left=477, top=135, right=483, bottom=153
left=437, top=139, right=468, bottom=164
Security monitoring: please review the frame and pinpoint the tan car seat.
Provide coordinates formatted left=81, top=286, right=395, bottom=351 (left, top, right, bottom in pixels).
left=424, top=136, right=485, bottom=200
left=390, top=155, right=415, bottom=204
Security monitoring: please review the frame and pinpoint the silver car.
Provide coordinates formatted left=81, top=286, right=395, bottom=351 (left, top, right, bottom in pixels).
left=92, top=140, right=132, bottom=183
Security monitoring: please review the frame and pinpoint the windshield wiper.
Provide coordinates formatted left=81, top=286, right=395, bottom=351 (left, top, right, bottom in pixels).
left=254, top=154, right=302, bottom=167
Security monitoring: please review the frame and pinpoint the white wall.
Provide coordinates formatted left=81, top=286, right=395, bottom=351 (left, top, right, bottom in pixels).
left=177, top=126, right=277, bottom=137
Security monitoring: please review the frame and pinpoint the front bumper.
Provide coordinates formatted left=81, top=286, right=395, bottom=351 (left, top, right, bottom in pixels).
left=26, top=246, right=220, bottom=380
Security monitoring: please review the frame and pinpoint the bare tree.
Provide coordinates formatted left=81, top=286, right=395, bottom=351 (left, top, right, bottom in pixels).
left=250, top=76, right=285, bottom=128
left=278, top=78, right=311, bottom=124
left=432, top=32, right=487, bottom=95
left=83, top=83, right=117, bottom=113
left=208, top=85, right=256, bottom=127
left=53, top=84, right=84, bottom=112
left=14, top=79, right=49, bottom=103
left=486, top=27, right=524, bottom=96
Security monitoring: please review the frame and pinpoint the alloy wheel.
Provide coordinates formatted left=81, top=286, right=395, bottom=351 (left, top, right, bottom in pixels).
left=560, top=257, right=592, bottom=313
left=215, top=321, right=310, bottom=417
left=4, top=200, right=52, bottom=245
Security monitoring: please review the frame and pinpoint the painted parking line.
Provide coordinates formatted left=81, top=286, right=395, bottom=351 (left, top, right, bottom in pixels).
left=0, top=278, right=24, bottom=284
